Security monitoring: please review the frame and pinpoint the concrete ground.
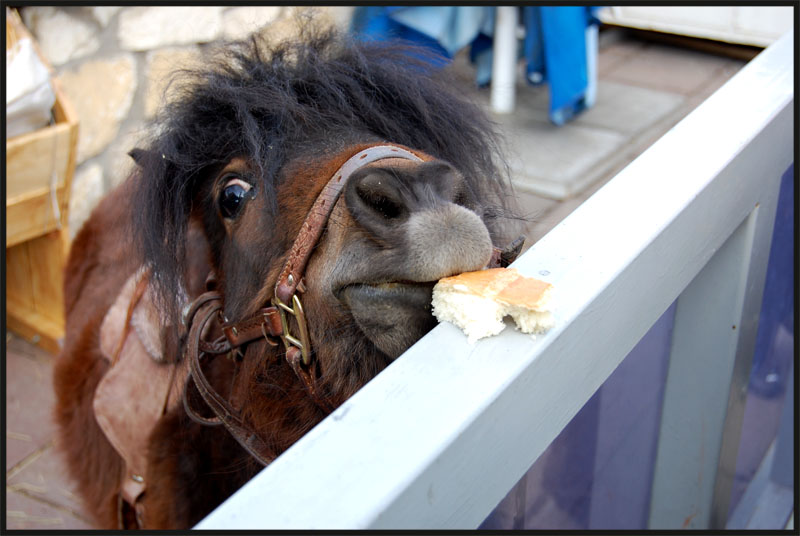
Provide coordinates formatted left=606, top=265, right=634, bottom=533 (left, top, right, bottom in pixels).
left=486, top=28, right=753, bottom=249
left=6, top=334, right=93, bottom=529
left=4, top=27, right=754, bottom=530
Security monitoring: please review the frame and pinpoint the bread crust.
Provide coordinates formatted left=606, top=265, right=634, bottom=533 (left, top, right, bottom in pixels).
left=436, top=268, right=552, bottom=310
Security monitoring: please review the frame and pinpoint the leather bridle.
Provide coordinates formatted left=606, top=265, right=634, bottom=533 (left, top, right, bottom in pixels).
left=180, top=143, right=521, bottom=466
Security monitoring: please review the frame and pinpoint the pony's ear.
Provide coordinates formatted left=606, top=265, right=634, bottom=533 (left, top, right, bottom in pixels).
left=128, top=143, right=189, bottom=330
left=128, top=148, right=152, bottom=166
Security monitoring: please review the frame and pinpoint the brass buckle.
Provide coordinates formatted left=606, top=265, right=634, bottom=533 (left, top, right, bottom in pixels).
left=272, top=294, right=311, bottom=366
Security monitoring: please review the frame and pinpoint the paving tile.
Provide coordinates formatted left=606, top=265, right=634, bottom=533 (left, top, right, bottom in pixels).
left=460, top=30, right=738, bottom=203
left=7, top=443, right=87, bottom=517
left=6, top=335, right=58, bottom=469
left=501, top=117, right=627, bottom=200
left=512, top=189, right=559, bottom=250
left=514, top=189, right=559, bottom=222
left=486, top=52, right=700, bottom=201
left=597, top=38, right=647, bottom=77
left=574, top=81, right=685, bottom=136
left=6, top=489, right=93, bottom=530
left=507, top=82, right=550, bottom=113
left=498, top=68, right=685, bottom=139
left=522, top=172, right=607, bottom=246
left=602, top=42, right=729, bottom=96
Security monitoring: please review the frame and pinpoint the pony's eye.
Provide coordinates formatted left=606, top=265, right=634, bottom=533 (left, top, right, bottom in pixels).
left=219, top=177, right=254, bottom=219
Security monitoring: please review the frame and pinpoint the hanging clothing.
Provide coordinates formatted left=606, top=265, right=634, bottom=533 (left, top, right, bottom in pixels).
left=351, top=6, right=600, bottom=125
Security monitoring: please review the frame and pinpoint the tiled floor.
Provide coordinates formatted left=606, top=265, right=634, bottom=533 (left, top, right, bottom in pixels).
left=5, top=334, right=92, bottom=529
left=485, top=28, right=751, bottom=247
left=4, top=27, right=754, bottom=530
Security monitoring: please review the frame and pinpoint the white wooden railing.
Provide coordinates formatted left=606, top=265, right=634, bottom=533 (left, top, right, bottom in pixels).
left=196, top=31, right=793, bottom=530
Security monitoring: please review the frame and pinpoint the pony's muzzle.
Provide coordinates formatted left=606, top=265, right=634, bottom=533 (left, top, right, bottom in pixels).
left=344, top=160, right=493, bottom=281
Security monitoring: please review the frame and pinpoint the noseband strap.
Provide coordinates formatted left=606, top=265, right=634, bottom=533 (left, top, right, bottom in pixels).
left=274, top=144, right=425, bottom=304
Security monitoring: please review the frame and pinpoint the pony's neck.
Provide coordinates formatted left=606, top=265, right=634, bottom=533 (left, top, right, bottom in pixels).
left=235, top=344, right=330, bottom=456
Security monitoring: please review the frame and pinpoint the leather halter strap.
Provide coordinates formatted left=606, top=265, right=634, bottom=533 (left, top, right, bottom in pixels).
left=275, top=145, right=426, bottom=304
left=183, top=295, right=277, bottom=465
left=181, top=145, right=426, bottom=463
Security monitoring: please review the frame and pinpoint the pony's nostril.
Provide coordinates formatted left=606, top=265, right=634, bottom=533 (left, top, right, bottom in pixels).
left=357, top=187, right=402, bottom=219
left=453, top=189, right=468, bottom=208
left=354, top=175, right=405, bottom=220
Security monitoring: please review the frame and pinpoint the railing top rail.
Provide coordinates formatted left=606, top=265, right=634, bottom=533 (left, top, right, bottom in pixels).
left=197, top=31, right=794, bottom=530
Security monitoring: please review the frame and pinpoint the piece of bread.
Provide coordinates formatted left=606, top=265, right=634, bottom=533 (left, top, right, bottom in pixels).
left=432, top=268, right=554, bottom=343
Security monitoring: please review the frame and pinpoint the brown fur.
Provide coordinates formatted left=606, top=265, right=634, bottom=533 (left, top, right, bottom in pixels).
left=55, top=183, right=138, bottom=528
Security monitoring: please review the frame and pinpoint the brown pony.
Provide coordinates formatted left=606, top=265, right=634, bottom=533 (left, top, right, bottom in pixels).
left=54, top=25, right=521, bottom=529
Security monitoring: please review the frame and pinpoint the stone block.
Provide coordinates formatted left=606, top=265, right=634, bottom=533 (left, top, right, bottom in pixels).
left=68, top=163, right=104, bottom=237
left=321, top=6, right=357, bottom=30
left=256, top=7, right=341, bottom=46
left=257, top=16, right=304, bottom=47
left=118, top=6, right=224, bottom=51
left=223, top=6, right=283, bottom=40
left=144, top=46, right=202, bottom=118
left=58, top=55, right=136, bottom=163
left=87, top=6, right=121, bottom=27
left=22, top=7, right=100, bottom=66
left=108, top=123, right=149, bottom=189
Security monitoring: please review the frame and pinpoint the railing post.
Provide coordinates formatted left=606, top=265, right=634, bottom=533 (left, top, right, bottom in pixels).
left=194, top=32, right=793, bottom=530
left=647, top=174, right=782, bottom=528
left=490, top=6, right=518, bottom=114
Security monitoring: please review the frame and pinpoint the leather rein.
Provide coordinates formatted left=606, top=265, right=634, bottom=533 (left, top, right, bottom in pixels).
left=179, top=144, right=521, bottom=466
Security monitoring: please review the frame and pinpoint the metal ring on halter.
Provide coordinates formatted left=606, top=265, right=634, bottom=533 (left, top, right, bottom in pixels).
left=272, top=294, right=311, bottom=366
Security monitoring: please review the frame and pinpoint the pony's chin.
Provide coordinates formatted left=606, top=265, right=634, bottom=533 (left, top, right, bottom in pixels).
left=339, top=281, right=438, bottom=359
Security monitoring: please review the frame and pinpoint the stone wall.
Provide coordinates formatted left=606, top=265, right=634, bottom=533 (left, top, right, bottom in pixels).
left=19, top=5, right=354, bottom=236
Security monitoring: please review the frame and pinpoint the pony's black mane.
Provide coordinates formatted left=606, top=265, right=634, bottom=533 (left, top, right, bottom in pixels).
left=130, top=23, right=517, bottom=319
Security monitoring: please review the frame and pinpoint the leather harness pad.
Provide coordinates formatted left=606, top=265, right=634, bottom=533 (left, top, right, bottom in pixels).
left=94, top=269, right=189, bottom=507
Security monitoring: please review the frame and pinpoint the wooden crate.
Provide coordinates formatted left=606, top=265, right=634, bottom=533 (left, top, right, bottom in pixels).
left=6, top=80, right=78, bottom=247
left=6, top=229, right=71, bottom=354
left=6, top=9, right=79, bottom=353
